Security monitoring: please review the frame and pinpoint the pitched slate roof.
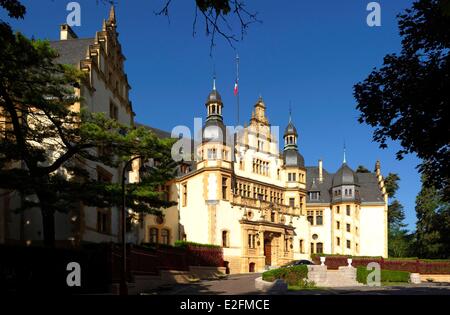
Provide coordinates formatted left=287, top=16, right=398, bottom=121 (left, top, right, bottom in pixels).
left=49, top=38, right=95, bottom=67
left=306, top=166, right=384, bottom=204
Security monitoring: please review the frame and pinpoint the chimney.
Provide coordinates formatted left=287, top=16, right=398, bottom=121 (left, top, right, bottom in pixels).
left=318, top=159, right=323, bottom=183
left=375, top=160, right=381, bottom=176
left=60, top=24, right=78, bottom=40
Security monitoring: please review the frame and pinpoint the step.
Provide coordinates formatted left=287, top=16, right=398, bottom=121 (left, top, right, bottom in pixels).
left=308, top=270, right=363, bottom=287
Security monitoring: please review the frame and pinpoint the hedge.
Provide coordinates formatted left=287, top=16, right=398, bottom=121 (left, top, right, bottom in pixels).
left=174, top=241, right=222, bottom=249
left=262, top=265, right=309, bottom=286
left=311, top=255, right=450, bottom=274
left=356, top=267, right=410, bottom=284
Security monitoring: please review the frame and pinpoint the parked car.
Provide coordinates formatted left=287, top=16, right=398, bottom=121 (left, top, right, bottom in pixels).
left=282, top=260, right=315, bottom=267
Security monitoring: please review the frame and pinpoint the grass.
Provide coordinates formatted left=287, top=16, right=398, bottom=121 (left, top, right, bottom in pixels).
left=356, top=267, right=410, bottom=284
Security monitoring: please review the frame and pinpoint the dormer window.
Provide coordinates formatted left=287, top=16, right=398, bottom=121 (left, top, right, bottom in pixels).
left=309, top=192, right=320, bottom=200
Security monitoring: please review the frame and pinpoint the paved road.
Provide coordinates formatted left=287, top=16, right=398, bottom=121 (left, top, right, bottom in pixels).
left=147, top=274, right=450, bottom=295
left=151, top=273, right=263, bottom=295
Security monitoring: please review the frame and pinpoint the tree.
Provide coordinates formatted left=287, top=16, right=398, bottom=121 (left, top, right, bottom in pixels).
left=353, top=0, right=450, bottom=202
left=382, top=173, right=411, bottom=257
left=154, top=0, right=260, bottom=52
left=355, top=165, right=370, bottom=173
left=384, top=173, right=406, bottom=230
left=415, top=175, right=450, bottom=258
left=0, top=17, right=177, bottom=246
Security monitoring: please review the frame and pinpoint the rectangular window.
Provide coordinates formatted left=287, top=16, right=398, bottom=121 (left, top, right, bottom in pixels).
left=289, top=198, right=295, bottom=207
left=109, top=102, right=118, bottom=120
left=150, top=228, right=158, bottom=243
left=288, top=173, right=292, bottom=182
left=346, top=205, right=351, bottom=216
left=310, top=242, right=315, bottom=254
left=316, top=242, right=323, bottom=254
left=336, top=221, right=340, bottom=230
left=222, top=177, right=228, bottom=200
left=182, top=183, right=187, bottom=206
left=315, top=210, right=323, bottom=225
left=346, top=223, right=351, bottom=233
left=299, top=239, right=304, bottom=253
left=337, top=237, right=341, bottom=246
left=97, top=209, right=110, bottom=234
left=347, top=240, right=351, bottom=249
left=222, top=230, right=229, bottom=248
left=161, top=229, right=170, bottom=245
left=336, top=206, right=340, bottom=214
left=292, top=173, right=297, bottom=181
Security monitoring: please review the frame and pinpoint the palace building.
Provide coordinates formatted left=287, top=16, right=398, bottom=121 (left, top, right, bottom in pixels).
left=144, top=82, right=389, bottom=274
left=0, top=6, right=388, bottom=275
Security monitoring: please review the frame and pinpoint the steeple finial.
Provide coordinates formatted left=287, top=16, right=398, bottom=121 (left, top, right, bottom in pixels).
left=212, top=65, right=216, bottom=90
left=109, top=5, right=116, bottom=22
left=343, top=141, right=347, bottom=164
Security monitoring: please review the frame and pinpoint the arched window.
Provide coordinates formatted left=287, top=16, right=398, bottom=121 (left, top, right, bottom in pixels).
left=212, top=105, right=216, bottom=114
left=161, top=229, right=170, bottom=245
left=222, top=230, right=229, bottom=248
left=150, top=228, right=158, bottom=244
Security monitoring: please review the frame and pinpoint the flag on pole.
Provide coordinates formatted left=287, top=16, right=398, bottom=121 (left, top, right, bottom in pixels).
left=234, top=80, right=239, bottom=96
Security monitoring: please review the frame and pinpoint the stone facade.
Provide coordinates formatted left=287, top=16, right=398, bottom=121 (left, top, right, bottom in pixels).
left=141, top=84, right=388, bottom=274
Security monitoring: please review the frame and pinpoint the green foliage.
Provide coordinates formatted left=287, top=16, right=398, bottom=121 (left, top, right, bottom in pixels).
left=356, top=267, right=410, bottom=284
left=389, top=229, right=414, bottom=257
left=353, top=0, right=450, bottom=202
left=384, top=173, right=400, bottom=198
left=356, top=165, right=370, bottom=173
left=0, top=0, right=26, bottom=19
left=0, top=25, right=177, bottom=246
left=262, top=265, right=309, bottom=286
left=415, top=175, right=450, bottom=258
left=174, top=241, right=222, bottom=249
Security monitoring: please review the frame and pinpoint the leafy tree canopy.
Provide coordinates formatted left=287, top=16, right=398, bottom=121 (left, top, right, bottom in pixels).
left=355, top=165, right=370, bottom=173
left=354, top=0, right=450, bottom=201
left=0, top=21, right=176, bottom=246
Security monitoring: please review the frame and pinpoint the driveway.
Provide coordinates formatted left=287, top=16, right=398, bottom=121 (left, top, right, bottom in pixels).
left=149, top=273, right=263, bottom=295
left=145, top=274, right=450, bottom=295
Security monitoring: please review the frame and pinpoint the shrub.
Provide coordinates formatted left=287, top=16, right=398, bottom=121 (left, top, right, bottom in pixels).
left=262, top=265, right=309, bottom=286
left=356, top=267, right=410, bottom=284
left=312, top=254, right=450, bottom=274
left=174, top=241, right=221, bottom=249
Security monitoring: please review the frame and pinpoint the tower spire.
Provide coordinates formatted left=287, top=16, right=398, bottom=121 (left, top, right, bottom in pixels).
left=343, top=141, right=347, bottom=164
left=109, top=5, right=116, bottom=22
left=212, top=65, right=216, bottom=91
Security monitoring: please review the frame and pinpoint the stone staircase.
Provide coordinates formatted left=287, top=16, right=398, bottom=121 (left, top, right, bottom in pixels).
left=307, top=265, right=363, bottom=287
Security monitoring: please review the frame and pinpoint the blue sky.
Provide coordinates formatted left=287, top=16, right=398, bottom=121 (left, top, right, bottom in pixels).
left=1, top=0, right=421, bottom=230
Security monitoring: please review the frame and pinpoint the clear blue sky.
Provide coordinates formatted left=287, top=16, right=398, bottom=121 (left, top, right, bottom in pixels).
left=1, top=0, right=421, bottom=231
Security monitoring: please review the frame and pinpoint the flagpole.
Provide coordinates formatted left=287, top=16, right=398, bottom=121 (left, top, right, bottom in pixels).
left=236, top=53, right=240, bottom=126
